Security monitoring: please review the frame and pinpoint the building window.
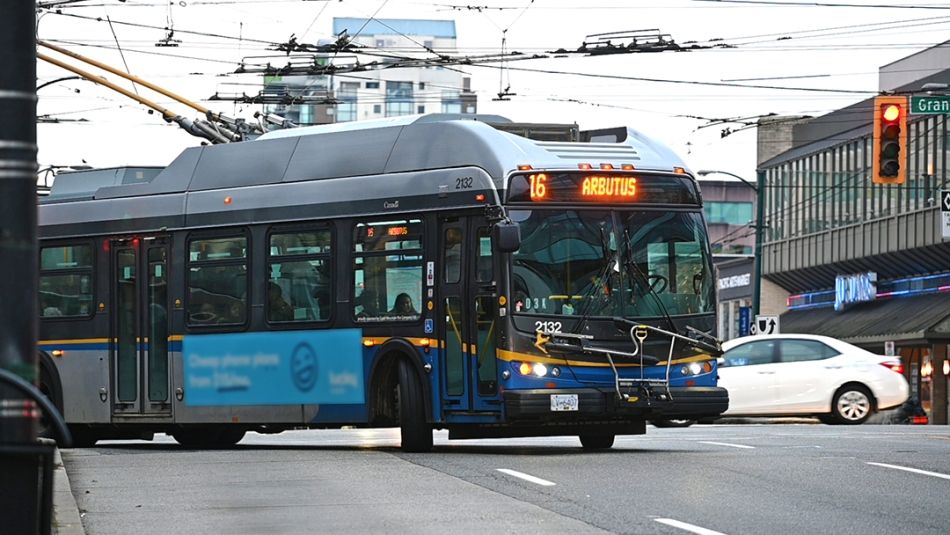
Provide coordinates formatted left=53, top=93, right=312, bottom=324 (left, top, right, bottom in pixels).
left=704, top=201, right=753, bottom=225
left=385, top=81, right=414, bottom=117
left=418, top=105, right=425, bottom=114
left=373, top=104, right=381, bottom=114
left=353, top=219, right=423, bottom=322
left=365, top=81, right=380, bottom=89
left=441, top=90, right=461, bottom=114
left=39, top=244, right=93, bottom=317
left=419, top=82, right=426, bottom=90
left=337, top=82, right=359, bottom=122
left=187, top=235, right=248, bottom=326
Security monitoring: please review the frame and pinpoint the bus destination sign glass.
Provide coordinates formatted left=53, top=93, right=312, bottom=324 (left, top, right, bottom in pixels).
left=507, top=171, right=699, bottom=205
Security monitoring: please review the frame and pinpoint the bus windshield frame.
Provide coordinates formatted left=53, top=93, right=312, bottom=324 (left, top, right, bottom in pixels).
left=508, top=207, right=715, bottom=320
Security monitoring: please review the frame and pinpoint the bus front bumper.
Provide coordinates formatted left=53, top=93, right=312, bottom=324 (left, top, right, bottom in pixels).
left=504, top=386, right=729, bottom=421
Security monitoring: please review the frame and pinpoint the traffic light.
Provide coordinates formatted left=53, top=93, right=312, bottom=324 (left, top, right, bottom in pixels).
left=872, top=95, right=908, bottom=185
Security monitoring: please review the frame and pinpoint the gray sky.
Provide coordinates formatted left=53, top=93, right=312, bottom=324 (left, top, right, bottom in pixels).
left=35, top=0, right=950, bottom=182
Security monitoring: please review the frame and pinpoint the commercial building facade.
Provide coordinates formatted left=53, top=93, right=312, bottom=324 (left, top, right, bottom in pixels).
left=698, top=178, right=756, bottom=341
left=755, top=43, right=950, bottom=423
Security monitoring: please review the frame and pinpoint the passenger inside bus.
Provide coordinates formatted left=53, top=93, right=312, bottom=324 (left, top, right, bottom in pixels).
left=355, top=289, right=381, bottom=319
left=390, top=293, right=417, bottom=315
left=268, top=281, right=293, bottom=322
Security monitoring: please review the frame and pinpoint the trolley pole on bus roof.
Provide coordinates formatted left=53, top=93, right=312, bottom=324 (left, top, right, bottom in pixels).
left=0, top=1, right=45, bottom=533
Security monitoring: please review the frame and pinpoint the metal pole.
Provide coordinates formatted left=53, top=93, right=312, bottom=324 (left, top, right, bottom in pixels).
left=0, top=0, right=38, bottom=445
left=0, top=1, right=46, bottom=533
left=752, top=169, right=766, bottom=317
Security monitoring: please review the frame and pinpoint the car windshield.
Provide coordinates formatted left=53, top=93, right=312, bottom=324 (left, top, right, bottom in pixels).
left=509, top=209, right=714, bottom=318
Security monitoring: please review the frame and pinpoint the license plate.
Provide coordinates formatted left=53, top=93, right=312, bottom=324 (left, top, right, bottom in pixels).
left=550, top=394, right=578, bottom=412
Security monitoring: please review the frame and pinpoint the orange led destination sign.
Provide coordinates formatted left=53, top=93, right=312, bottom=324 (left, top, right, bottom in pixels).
left=509, top=171, right=698, bottom=205
left=581, top=175, right=637, bottom=198
left=529, top=173, right=637, bottom=201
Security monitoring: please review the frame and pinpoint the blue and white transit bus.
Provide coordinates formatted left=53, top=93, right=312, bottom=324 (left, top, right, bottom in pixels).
left=37, top=114, right=728, bottom=451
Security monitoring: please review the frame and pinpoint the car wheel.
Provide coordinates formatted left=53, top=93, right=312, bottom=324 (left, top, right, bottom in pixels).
left=579, top=434, right=615, bottom=449
left=651, top=418, right=696, bottom=428
left=831, top=385, right=873, bottom=425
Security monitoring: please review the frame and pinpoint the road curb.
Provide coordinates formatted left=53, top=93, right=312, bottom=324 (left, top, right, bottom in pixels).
left=52, top=447, right=85, bottom=535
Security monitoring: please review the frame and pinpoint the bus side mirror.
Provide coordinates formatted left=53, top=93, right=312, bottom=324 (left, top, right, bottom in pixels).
left=493, top=221, right=521, bottom=253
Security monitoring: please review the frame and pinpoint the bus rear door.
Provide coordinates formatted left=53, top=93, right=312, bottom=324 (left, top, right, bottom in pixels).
left=110, top=236, right=172, bottom=417
left=438, top=217, right=501, bottom=415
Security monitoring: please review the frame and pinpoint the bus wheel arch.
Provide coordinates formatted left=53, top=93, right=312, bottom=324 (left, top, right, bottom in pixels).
left=37, top=351, right=65, bottom=442
left=368, top=339, right=432, bottom=427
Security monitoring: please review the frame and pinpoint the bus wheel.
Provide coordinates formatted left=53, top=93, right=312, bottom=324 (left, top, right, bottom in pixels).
left=579, top=434, right=615, bottom=449
left=66, top=425, right=99, bottom=448
left=216, top=428, right=246, bottom=446
left=397, top=359, right=432, bottom=453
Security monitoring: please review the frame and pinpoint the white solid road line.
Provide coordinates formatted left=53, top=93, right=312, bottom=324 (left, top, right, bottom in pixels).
left=496, top=468, right=556, bottom=486
left=655, top=518, right=729, bottom=535
left=866, top=462, right=950, bottom=481
left=698, top=441, right=756, bottom=450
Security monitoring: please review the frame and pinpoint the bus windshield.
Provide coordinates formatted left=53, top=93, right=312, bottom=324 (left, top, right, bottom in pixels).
left=509, top=209, right=714, bottom=318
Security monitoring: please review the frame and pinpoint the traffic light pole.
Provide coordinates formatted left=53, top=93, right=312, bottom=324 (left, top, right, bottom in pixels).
left=0, top=1, right=48, bottom=534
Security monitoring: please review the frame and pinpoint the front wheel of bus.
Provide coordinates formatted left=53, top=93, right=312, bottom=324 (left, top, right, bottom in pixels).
left=398, top=359, right=432, bottom=453
left=579, top=434, right=615, bottom=449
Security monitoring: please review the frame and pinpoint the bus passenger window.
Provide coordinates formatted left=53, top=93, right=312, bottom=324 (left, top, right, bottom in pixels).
left=39, top=244, right=94, bottom=318
left=267, top=229, right=332, bottom=323
left=353, top=219, right=423, bottom=322
left=187, top=235, right=248, bottom=326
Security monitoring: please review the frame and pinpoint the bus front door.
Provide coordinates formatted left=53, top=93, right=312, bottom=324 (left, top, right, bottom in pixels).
left=439, top=218, right=501, bottom=415
left=111, top=237, right=172, bottom=417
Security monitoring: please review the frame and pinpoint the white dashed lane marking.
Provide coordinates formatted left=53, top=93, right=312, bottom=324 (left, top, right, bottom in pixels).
left=496, top=468, right=556, bottom=486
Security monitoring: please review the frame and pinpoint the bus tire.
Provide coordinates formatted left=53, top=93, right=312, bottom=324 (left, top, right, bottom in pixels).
left=66, top=425, right=99, bottom=448
left=579, top=434, right=615, bottom=449
left=37, top=356, right=64, bottom=442
left=398, top=359, right=432, bottom=453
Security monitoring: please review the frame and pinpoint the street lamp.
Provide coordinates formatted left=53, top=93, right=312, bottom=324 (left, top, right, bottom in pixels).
left=697, top=169, right=766, bottom=318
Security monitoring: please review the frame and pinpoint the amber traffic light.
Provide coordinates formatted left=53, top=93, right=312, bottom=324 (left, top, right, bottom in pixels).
left=872, top=95, right=908, bottom=184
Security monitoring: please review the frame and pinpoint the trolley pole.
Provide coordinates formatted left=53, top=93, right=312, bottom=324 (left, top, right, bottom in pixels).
left=0, top=0, right=43, bottom=533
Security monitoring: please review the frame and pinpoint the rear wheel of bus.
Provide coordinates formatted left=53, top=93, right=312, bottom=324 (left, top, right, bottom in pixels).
left=172, top=427, right=246, bottom=448
left=579, top=434, right=615, bottom=449
left=398, top=359, right=433, bottom=453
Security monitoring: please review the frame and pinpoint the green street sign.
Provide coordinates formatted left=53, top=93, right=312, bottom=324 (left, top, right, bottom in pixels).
left=911, top=96, right=950, bottom=115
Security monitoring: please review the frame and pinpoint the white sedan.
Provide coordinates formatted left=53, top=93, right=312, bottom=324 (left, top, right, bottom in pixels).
left=718, top=334, right=909, bottom=424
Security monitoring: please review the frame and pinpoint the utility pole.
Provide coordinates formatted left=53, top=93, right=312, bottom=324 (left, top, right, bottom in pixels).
left=0, top=1, right=45, bottom=533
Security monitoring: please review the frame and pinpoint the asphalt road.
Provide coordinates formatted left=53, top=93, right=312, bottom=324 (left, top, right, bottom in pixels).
left=62, top=424, right=950, bottom=535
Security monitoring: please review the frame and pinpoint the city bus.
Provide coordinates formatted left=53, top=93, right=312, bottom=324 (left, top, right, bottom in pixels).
left=36, top=114, right=728, bottom=451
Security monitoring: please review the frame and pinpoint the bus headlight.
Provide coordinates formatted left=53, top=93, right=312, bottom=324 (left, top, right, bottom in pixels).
left=680, top=362, right=711, bottom=376
left=516, top=362, right=549, bottom=377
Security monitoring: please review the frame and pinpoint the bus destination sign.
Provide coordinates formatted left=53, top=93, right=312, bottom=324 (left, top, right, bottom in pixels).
left=507, top=171, right=699, bottom=205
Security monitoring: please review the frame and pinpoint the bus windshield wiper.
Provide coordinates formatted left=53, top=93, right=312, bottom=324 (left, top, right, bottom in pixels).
left=571, top=225, right=618, bottom=334
left=620, top=228, right=680, bottom=338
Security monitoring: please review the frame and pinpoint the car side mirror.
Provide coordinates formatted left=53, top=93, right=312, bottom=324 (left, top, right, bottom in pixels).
left=493, top=220, right=521, bottom=253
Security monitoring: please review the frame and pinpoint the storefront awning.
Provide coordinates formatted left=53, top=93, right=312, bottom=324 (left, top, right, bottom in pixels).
left=781, top=292, right=950, bottom=346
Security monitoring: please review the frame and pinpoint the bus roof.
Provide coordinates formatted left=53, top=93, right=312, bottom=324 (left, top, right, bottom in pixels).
left=44, top=114, right=690, bottom=203
left=38, top=115, right=693, bottom=237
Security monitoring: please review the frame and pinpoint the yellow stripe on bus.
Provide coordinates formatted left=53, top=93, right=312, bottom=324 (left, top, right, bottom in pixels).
left=38, top=338, right=110, bottom=346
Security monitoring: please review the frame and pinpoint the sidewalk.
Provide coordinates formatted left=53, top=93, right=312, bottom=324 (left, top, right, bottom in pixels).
left=52, top=446, right=84, bottom=535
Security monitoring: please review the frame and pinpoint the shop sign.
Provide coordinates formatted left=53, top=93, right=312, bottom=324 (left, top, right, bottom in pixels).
left=718, top=273, right=751, bottom=290
left=835, top=272, right=877, bottom=311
